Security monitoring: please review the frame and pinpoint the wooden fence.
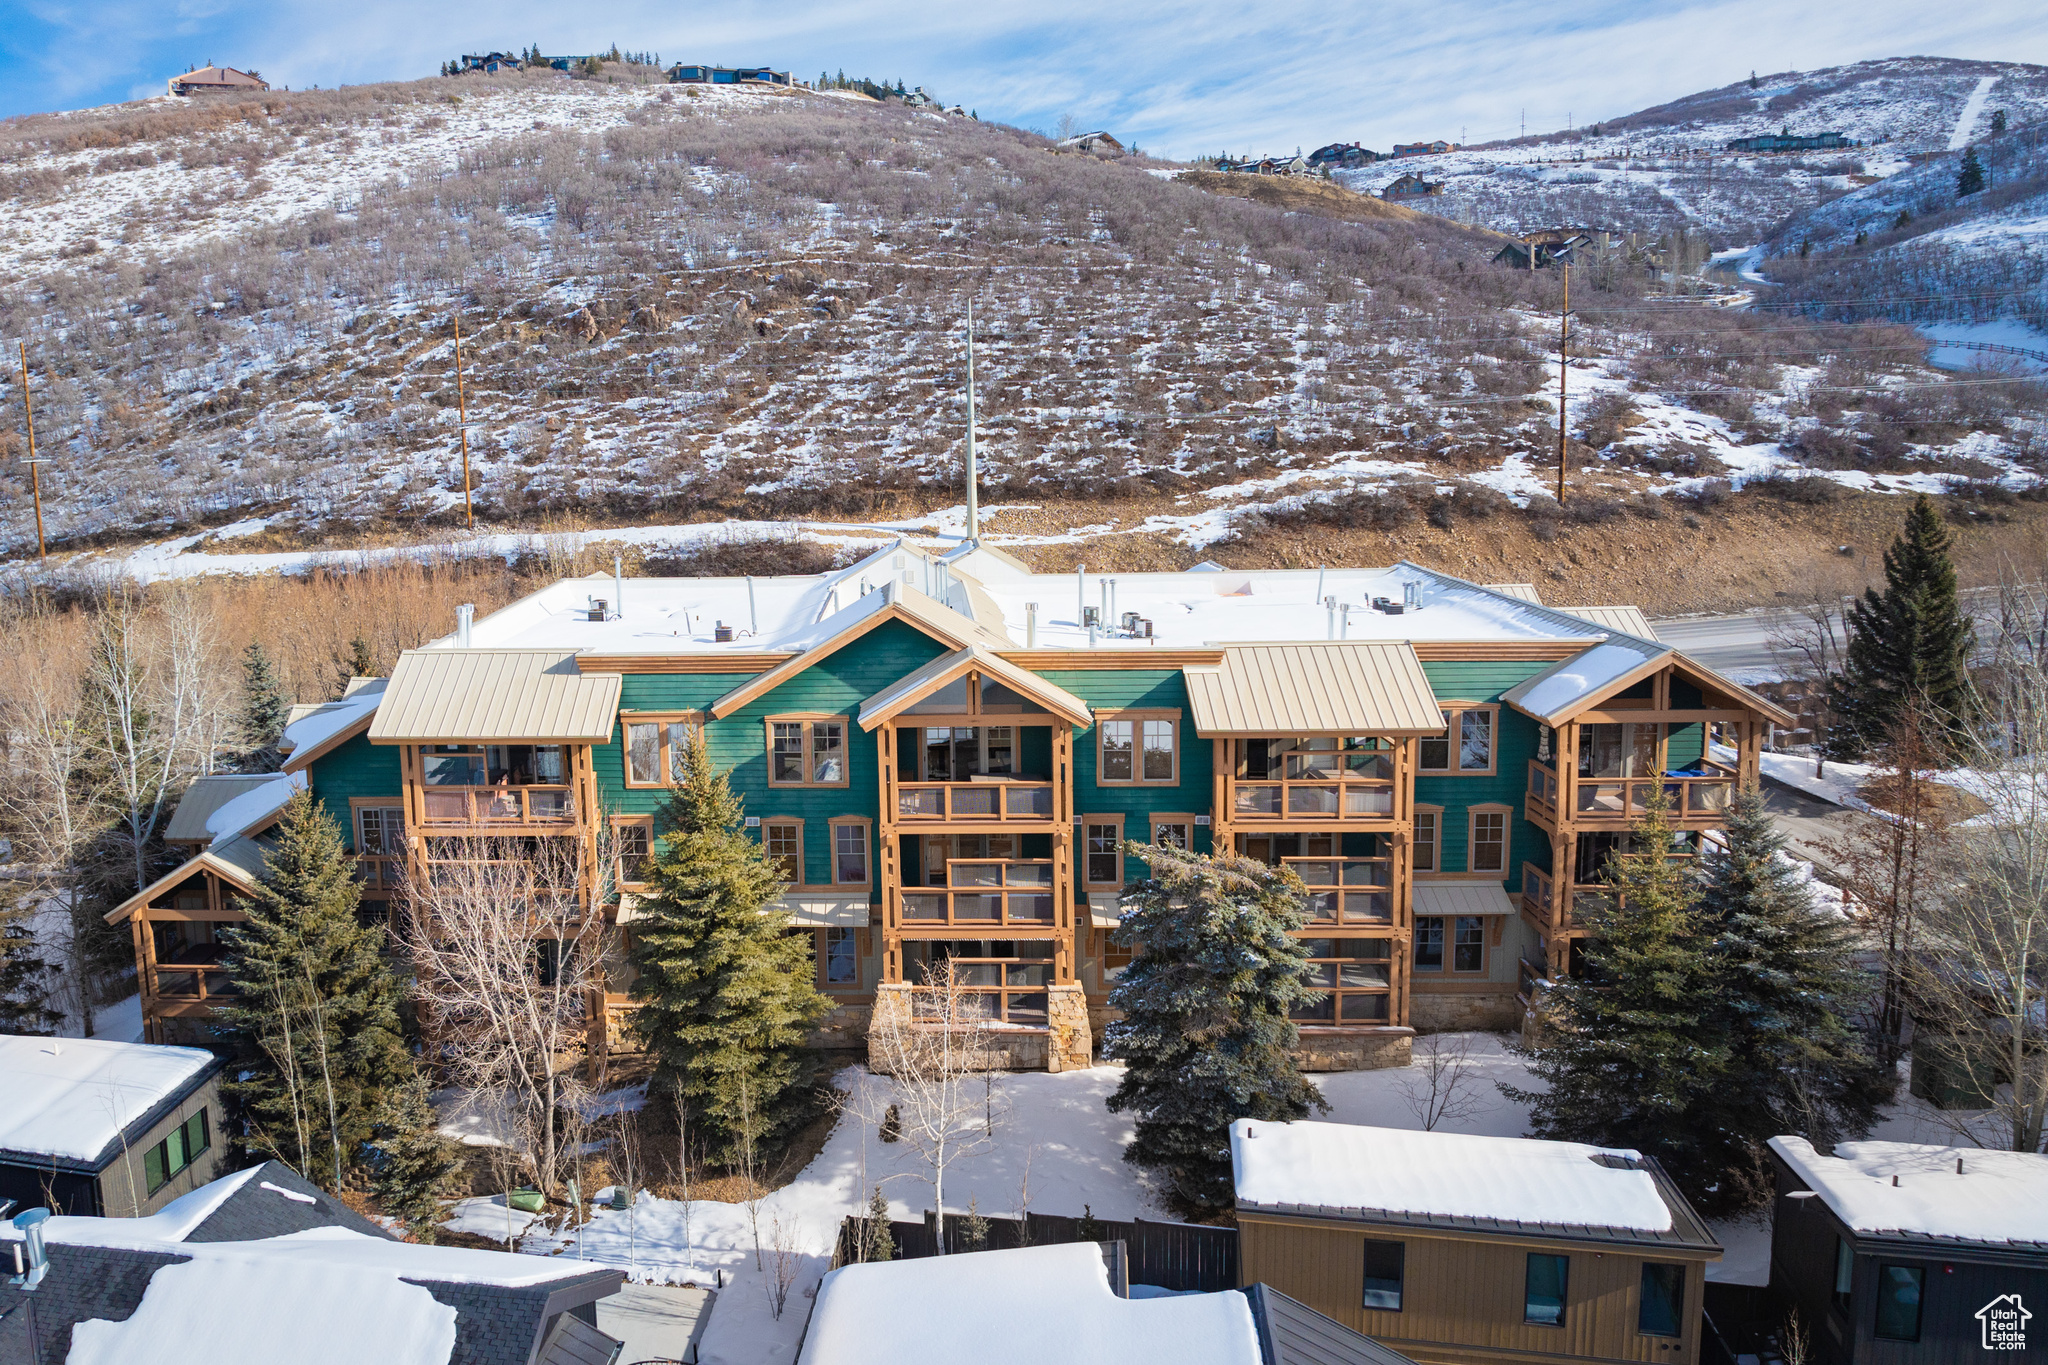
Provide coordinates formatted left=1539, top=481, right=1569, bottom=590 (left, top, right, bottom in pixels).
left=833, top=1210, right=1239, bottom=1293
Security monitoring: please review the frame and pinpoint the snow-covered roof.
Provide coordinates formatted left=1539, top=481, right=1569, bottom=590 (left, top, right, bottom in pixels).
left=162, top=774, right=294, bottom=842
left=0, top=1034, right=220, bottom=1165
left=1503, top=639, right=1667, bottom=723
left=1231, top=1120, right=1717, bottom=1247
left=280, top=677, right=387, bottom=770
left=798, top=1242, right=1263, bottom=1365
left=185, top=772, right=301, bottom=844
left=1769, top=1137, right=2048, bottom=1248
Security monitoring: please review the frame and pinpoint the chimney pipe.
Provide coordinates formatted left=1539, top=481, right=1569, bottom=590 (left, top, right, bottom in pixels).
left=747, top=576, right=758, bottom=635
left=613, top=555, right=624, bottom=619
left=1314, top=565, right=1325, bottom=606
left=1076, top=564, right=1086, bottom=625
left=456, top=603, right=474, bottom=648
left=1026, top=602, right=1038, bottom=648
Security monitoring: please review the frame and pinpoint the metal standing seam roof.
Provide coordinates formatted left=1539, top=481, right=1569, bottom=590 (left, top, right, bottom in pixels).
left=162, top=775, right=287, bottom=842
left=369, top=650, right=625, bottom=743
left=1184, top=644, right=1444, bottom=737
left=1558, top=605, right=1659, bottom=639
left=1243, top=1284, right=1420, bottom=1365
left=1482, top=583, right=1543, bottom=603
left=857, top=645, right=1093, bottom=730
left=1412, top=880, right=1517, bottom=917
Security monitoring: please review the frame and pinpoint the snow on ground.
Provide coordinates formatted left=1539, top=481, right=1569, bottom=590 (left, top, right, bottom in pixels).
left=1948, top=76, right=2001, bottom=150
left=1918, top=320, right=2048, bottom=375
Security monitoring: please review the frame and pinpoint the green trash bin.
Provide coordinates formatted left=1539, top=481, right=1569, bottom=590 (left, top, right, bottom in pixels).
left=507, top=1186, right=545, bottom=1214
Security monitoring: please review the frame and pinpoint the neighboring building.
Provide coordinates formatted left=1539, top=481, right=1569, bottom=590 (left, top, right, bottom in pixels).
left=1380, top=174, right=1446, bottom=200
left=1391, top=141, right=1456, bottom=157
left=1493, top=229, right=1597, bottom=271
left=166, top=65, right=269, bottom=97
left=1233, top=1120, right=1722, bottom=1365
left=800, top=1240, right=1414, bottom=1365
left=1725, top=131, right=1852, bottom=153
left=109, top=546, right=1783, bottom=1068
left=460, top=52, right=524, bottom=73
left=1054, top=131, right=1125, bottom=157
left=667, top=64, right=793, bottom=87
left=1765, top=1137, right=2048, bottom=1365
left=1310, top=143, right=1380, bottom=169
left=0, top=1162, right=625, bottom=1365
left=0, top=1034, right=224, bottom=1218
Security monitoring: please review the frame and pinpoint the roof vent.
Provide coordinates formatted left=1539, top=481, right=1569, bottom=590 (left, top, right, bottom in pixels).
left=1588, top=1152, right=1644, bottom=1170
left=456, top=603, right=474, bottom=647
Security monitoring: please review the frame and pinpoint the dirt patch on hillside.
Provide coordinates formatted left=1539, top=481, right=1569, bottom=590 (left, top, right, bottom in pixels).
left=1174, top=170, right=1472, bottom=230
left=1857, top=773, right=1990, bottom=821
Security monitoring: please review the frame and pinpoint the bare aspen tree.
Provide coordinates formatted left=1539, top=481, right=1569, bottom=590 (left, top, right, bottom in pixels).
left=1767, top=578, right=1855, bottom=775
left=1398, top=1032, right=1486, bottom=1131
left=403, top=829, right=614, bottom=1196
left=869, top=959, right=1002, bottom=1253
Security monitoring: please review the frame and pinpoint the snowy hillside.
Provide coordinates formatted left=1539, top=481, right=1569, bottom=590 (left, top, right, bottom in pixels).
left=1333, top=57, right=2048, bottom=242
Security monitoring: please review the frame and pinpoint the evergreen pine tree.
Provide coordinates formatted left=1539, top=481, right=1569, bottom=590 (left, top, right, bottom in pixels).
left=1990, top=109, right=2008, bottom=135
left=1749, top=70, right=1760, bottom=90
left=1894, top=209, right=1913, bottom=230
left=1103, top=841, right=1327, bottom=1210
left=370, top=1071, right=462, bottom=1242
left=1956, top=146, right=1986, bottom=197
left=215, top=790, right=413, bottom=1188
left=332, top=635, right=375, bottom=697
left=240, top=643, right=291, bottom=771
left=0, top=913, right=64, bottom=1035
left=627, top=733, right=828, bottom=1164
left=1694, top=786, right=1889, bottom=1166
left=1503, top=794, right=1731, bottom=1201
left=862, top=1185, right=894, bottom=1261
left=1826, top=494, right=1976, bottom=759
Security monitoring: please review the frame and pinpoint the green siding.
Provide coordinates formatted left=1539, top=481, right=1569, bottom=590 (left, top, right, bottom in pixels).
left=1039, top=669, right=1215, bottom=866
left=1416, top=661, right=1552, bottom=881
left=1667, top=722, right=1705, bottom=769
left=306, top=731, right=403, bottom=851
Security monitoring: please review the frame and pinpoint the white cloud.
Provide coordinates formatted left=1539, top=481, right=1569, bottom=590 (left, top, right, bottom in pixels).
left=4, top=0, right=2045, bottom=158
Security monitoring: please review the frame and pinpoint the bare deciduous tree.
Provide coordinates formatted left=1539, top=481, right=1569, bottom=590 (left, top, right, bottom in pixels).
left=869, top=959, right=1002, bottom=1253
left=1398, top=1032, right=1487, bottom=1131
left=403, top=830, right=613, bottom=1196
left=1767, top=577, right=1856, bottom=774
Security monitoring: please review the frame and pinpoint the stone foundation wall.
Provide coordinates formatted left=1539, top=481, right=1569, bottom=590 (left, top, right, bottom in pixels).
left=1410, top=990, right=1521, bottom=1034
left=809, top=1002, right=873, bottom=1050
left=864, top=985, right=1093, bottom=1073
left=1293, top=1028, right=1413, bottom=1072
left=1046, top=984, right=1093, bottom=1072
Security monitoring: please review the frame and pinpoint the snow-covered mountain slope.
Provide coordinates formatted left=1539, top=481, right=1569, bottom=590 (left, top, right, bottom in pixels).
left=1333, top=57, right=2048, bottom=242
left=0, top=67, right=2037, bottom=565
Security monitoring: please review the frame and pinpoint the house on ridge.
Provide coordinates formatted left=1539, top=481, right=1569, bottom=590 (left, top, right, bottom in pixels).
left=167, top=66, right=269, bottom=96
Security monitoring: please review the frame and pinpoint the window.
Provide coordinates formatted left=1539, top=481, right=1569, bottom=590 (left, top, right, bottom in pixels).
left=1874, top=1264, right=1923, bottom=1342
left=1235, top=737, right=1393, bottom=818
left=1100, top=931, right=1136, bottom=983
left=1525, top=1253, right=1569, bottom=1326
left=622, top=714, right=699, bottom=787
left=833, top=821, right=870, bottom=886
left=1453, top=915, right=1485, bottom=972
left=1362, top=1239, right=1404, bottom=1311
left=1832, top=1237, right=1854, bottom=1315
left=1152, top=819, right=1193, bottom=851
left=143, top=1108, right=210, bottom=1194
left=1098, top=714, right=1177, bottom=784
left=1418, top=705, right=1498, bottom=775
left=1469, top=807, right=1508, bottom=873
left=356, top=805, right=404, bottom=855
left=763, top=820, right=803, bottom=881
left=1084, top=820, right=1124, bottom=887
left=1415, top=918, right=1445, bottom=972
left=422, top=744, right=565, bottom=785
left=823, top=927, right=859, bottom=987
left=613, top=817, right=654, bottom=886
left=912, top=726, right=1017, bottom=780
left=767, top=717, right=849, bottom=787
left=1412, top=807, right=1439, bottom=873
left=1639, top=1263, right=1684, bottom=1338
left=1291, top=938, right=1392, bottom=1023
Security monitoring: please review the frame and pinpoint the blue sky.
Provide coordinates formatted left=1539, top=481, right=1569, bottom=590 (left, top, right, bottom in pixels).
left=4, top=0, right=2045, bottom=157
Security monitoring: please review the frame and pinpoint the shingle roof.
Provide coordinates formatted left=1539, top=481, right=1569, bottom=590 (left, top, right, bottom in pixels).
left=0, top=1242, right=187, bottom=1365
left=183, top=1160, right=395, bottom=1243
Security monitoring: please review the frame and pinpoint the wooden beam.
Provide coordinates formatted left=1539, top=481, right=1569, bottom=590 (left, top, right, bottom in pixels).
left=575, top=653, right=790, bottom=673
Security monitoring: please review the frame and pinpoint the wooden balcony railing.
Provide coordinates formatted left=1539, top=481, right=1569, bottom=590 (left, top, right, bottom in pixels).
left=896, top=780, right=1055, bottom=822
left=420, top=785, right=578, bottom=827
left=1526, top=761, right=1559, bottom=821
left=152, top=962, right=238, bottom=1003
left=1520, top=862, right=1554, bottom=920
left=1572, top=765, right=1735, bottom=821
left=900, top=859, right=1058, bottom=927
left=1232, top=779, right=1394, bottom=820
left=910, top=957, right=1054, bottom=1025
left=1282, top=856, right=1394, bottom=926
left=357, top=855, right=404, bottom=893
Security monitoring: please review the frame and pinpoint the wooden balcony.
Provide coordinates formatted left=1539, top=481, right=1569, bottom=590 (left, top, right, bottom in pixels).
left=895, top=779, right=1056, bottom=823
left=1282, top=856, right=1395, bottom=927
left=1572, top=764, right=1735, bottom=824
left=1231, top=778, right=1394, bottom=821
left=900, top=859, right=1059, bottom=929
left=419, top=785, right=578, bottom=828
left=1526, top=761, right=1560, bottom=824
left=356, top=855, right=404, bottom=894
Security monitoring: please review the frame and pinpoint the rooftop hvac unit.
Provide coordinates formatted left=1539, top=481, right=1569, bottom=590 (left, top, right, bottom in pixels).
left=714, top=622, right=734, bottom=643
left=587, top=599, right=608, bottom=622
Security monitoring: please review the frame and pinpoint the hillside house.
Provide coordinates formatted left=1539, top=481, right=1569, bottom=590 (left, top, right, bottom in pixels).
left=1233, top=1120, right=1722, bottom=1365
left=0, top=1161, right=625, bottom=1365
left=667, top=64, right=792, bottom=86
left=0, top=1035, right=224, bottom=1218
left=109, top=546, right=1783, bottom=1070
left=1381, top=174, right=1446, bottom=200
left=1493, top=229, right=1601, bottom=270
left=459, top=52, right=523, bottom=73
left=1725, top=131, right=1852, bottom=153
left=1311, top=143, right=1380, bottom=169
left=1391, top=141, right=1456, bottom=158
left=1054, top=132, right=1125, bottom=157
left=166, top=65, right=269, bottom=97
left=1765, top=1138, right=2048, bottom=1365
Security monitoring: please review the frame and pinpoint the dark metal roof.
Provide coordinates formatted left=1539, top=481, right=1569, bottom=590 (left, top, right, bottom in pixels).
left=1245, top=1284, right=1420, bottom=1365
left=1238, top=1155, right=1720, bottom=1255
left=184, top=1160, right=397, bottom=1243
left=0, top=1052, right=226, bottom=1175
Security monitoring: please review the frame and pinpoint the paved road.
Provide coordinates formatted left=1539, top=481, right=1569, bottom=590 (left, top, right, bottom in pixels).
left=1650, top=585, right=2009, bottom=676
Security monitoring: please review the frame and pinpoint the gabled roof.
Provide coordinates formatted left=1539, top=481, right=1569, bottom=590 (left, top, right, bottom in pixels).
left=710, top=582, right=1011, bottom=720
left=1184, top=643, right=1442, bottom=737
left=1559, top=604, right=1658, bottom=639
left=281, top=678, right=387, bottom=772
left=1243, top=1284, right=1420, bottom=1365
left=856, top=645, right=1092, bottom=730
left=370, top=651, right=623, bottom=743
left=163, top=774, right=291, bottom=843
left=103, top=844, right=268, bottom=926
left=1502, top=639, right=1794, bottom=727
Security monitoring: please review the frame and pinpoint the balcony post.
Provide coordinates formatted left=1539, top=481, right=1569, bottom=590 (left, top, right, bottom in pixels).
left=1054, top=725, right=1075, bottom=983
left=878, top=725, right=903, bottom=985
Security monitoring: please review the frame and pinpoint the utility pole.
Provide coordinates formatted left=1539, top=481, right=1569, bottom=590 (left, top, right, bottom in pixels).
left=1557, top=265, right=1570, bottom=506
left=453, top=313, right=473, bottom=529
left=964, top=299, right=978, bottom=541
left=17, top=342, right=45, bottom=560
